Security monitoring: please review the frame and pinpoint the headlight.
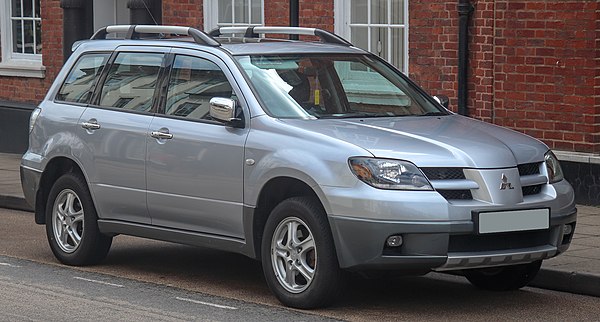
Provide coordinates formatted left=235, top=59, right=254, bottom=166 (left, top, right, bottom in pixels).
left=545, top=151, right=564, bottom=183
left=349, top=157, right=432, bottom=190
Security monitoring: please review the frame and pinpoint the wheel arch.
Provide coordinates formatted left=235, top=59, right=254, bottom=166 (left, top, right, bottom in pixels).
left=35, top=157, right=86, bottom=224
left=250, top=176, right=331, bottom=260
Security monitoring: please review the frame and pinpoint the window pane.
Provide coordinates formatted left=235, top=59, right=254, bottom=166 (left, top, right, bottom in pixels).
left=391, top=28, right=404, bottom=71
left=218, top=0, right=232, bottom=23
left=370, top=27, right=387, bottom=57
left=371, top=0, right=388, bottom=24
left=23, top=20, right=34, bottom=54
left=350, top=0, right=367, bottom=24
left=251, top=0, right=261, bottom=24
left=350, top=26, right=368, bottom=52
left=166, top=56, right=234, bottom=121
left=99, top=53, right=164, bottom=112
left=12, top=20, right=23, bottom=53
left=57, top=54, right=110, bottom=104
left=391, top=0, right=404, bottom=24
left=11, top=0, right=22, bottom=17
left=234, top=0, right=248, bottom=24
left=34, top=0, right=40, bottom=18
left=22, top=0, right=32, bottom=17
left=35, top=21, right=42, bottom=54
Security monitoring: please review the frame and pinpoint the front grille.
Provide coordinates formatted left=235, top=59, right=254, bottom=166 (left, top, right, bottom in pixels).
left=518, top=162, right=541, bottom=176
left=448, top=230, right=551, bottom=253
left=522, top=184, right=542, bottom=196
left=421, top=168, right=465, bottom=180
left=438, top=190, right=472, bottom=200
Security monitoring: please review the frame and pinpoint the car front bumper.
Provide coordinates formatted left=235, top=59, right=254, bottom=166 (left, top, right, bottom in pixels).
left=324, top=179, right=577, bottom=272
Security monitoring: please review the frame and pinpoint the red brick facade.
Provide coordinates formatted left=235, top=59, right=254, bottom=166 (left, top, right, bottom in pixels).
left=1, top=0, right=599, bottom=153
left=408, top=0, right=599, bottom=153
left=162, top=0, right=203, bottom=28
left=0, top=0, right=62, bottom=103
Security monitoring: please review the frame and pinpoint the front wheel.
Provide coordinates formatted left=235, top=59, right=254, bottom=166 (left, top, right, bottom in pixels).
left=464, top=260, right=542, bottom=291
left=46, top=173, right=112, bottom=266
left=261, top=197, right=343, bottom=309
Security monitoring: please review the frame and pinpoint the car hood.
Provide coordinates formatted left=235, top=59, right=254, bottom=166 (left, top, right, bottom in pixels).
left=281, top=115, right=548, bottom=168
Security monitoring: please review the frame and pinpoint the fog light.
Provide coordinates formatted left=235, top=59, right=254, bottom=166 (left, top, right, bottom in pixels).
left=386, top=235, right=403, bottom=247
left=563, top=224, right=573, bottom=236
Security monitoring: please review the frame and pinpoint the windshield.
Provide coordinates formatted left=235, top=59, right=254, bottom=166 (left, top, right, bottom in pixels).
left=235, top=54, right=447, bottom=119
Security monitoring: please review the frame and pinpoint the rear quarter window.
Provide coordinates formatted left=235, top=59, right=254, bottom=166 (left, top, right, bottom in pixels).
left=56, top=53, right=110, bottom=104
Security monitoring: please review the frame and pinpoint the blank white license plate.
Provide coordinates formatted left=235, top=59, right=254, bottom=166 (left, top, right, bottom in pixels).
left=476, top=209, right=550, bottom=234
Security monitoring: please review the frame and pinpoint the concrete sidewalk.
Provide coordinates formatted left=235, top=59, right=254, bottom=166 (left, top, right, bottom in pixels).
left=1, top=152, right=598, bottom=297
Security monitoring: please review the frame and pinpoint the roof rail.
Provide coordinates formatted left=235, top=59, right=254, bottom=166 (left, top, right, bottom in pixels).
left=209, top=26, right=352, bottom=46
left=90, top=25, right=221, bottom=47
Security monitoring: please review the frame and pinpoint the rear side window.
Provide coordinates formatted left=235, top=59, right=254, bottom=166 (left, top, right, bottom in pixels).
left=56, top=53, right=109, bottom=104
left=165, top=55, right=234, bottom=120
left=98, top=52, right=164, bottom=112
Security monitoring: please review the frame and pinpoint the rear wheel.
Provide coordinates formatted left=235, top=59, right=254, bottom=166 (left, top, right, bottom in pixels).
left=261, top=197, right=343, bottom=309
left=464, top=260, right=542, bottom=291
left=46, top=173, right=112, bottom=266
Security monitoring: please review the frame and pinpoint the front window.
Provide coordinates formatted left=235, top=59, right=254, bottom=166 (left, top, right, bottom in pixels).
left=236, top=54, right=446, bottom=119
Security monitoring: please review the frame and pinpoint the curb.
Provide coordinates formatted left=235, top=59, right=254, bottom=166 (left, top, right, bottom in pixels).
left=532, top=268, right=600, bottom=298
left=0, top=195, right=33, bottom=212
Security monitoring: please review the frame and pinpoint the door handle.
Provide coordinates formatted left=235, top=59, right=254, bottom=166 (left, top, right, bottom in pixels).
left=81, top=121, right=101, bottom=130
left=150, top=130, right=173, bottom=140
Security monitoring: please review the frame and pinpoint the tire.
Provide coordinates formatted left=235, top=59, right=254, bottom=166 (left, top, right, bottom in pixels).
left=261, top=197, right=343, bottom=309
left=464, top=260, right=542, bottom=291
left=45, top=172, right=112, bottom=266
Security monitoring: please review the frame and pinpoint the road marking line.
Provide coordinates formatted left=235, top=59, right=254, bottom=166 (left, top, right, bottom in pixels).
left=73, top=276, right=124, bottom=288
left=175, top=297, right=238, bottom=310
left=0, top=263, right=21, bottom=268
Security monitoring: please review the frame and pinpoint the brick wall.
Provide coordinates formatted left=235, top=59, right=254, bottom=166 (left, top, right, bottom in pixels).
left=265, top=0, right=289, bottom=26
left=408, top=1, right=460, bottom=112
left=408, top=0, right=600, bottom=153
left=492, top=0, right=599, bottom=153
left=0, top=0, right=62, bottom=104
left=162, top=0, right=202, bottom=28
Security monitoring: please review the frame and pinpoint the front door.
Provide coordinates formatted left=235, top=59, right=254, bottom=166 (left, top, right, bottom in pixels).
left=146, top=51, right=248, bottom=238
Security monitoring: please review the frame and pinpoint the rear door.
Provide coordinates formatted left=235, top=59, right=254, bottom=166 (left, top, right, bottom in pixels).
left=79, top=46, right=168, bottom=223
left=146, top=49, right=249, bottom=238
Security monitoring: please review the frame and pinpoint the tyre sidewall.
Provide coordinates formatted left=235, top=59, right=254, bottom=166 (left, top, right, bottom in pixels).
left=261, top=197, right=341, bottom=309
left=45, top=173, right=109, bottom=266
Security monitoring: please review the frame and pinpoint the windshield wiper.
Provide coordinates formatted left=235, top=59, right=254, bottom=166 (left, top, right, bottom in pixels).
left=319, top=112, right=383, bottom=119
left=419, top=111, right=448, bottom=117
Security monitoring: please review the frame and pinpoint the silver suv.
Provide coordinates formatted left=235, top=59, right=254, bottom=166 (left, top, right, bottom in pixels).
left=21, top=25, right=577, bottom=309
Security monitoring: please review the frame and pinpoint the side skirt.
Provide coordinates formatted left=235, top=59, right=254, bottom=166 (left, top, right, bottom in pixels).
left=97, top=219, right=255, bottom=259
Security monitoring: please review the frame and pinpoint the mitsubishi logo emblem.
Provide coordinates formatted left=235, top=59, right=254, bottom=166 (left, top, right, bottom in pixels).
left=500, top=173, right=514, bottom=190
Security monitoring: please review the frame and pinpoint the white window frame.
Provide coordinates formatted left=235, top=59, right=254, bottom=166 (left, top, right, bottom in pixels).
left=0, top=0, right=45, bottom=78
left=204, top=0, right=265, bottom=32
left=334, top=0, right=409, bottom=74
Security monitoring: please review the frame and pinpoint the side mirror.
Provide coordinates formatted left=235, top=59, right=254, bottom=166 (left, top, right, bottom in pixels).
left=209, top=97, right=243, bottom=128
left=433, top=95, right=450, bottom=109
